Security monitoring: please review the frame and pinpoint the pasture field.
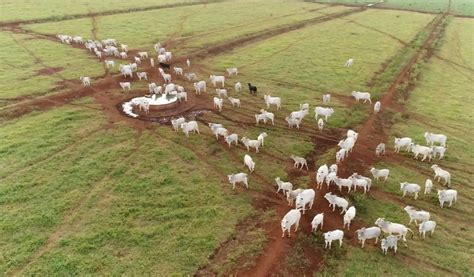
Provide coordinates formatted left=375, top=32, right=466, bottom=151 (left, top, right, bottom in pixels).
left=0, top=31, right=104, bottom=101
left=0, top=0, right=204, bottom=23
left=313, top=0, right=474, bottom=16
left=1, top=0, right=473, bottom=275
left=24, top=2, right=349, bottom=52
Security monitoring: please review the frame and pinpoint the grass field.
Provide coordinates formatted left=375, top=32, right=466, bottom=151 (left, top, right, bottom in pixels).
left=0, top=0, right=204, bottom=23
left=0, top=32, right=104, bottom=101
left=311, top=0, right=474, bottom=16
left=1, top=0, right=473, bottom=275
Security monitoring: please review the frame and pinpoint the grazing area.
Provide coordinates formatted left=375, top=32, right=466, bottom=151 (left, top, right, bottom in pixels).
left=0, top=0, right=473, bottom=275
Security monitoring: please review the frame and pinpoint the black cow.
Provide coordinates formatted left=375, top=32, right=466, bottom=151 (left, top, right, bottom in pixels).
left=159, top=62, right=171, bottom=69
left=248, top=83, right=257, bottom=95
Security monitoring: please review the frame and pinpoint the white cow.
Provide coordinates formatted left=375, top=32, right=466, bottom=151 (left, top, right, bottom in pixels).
left=345, top=58, right=354, bottom=67
left=213, top=97, right=223, bottom=112
left=323, top=94, right=331, bottom=104
left=234, top=82, right=242, bottom=92
left=424, top=179, right=433, bottom=194
left=244, top=154, right=255, bottom=173
left=356, top=227, right=381, bottom=248
left=336, top=148, right=347, bottom=163
left=375, top=143, right=385, bottom=157
left=173, top=67, right=183, bottom=75
left=285, top=116, right=301, bottom=129
left=210, top=75, right=225, bottom=87
left=257, top=132, right=268, bottom=147
left=424, top=132, right=447, bottom=147
left=148, top=82, right=157, bottom=93
left=177, top=91, right=188, bottom=102
left=419, top=221, right=436, bottom=239
left=349, top=174, right=370, bottom=194
left=338, top=137, right=355, bottom=153
left=241, top=137, right=260, bottom=153
left=318, top=118, right=324, bottom=131
left=394, top=137, right=413, bottom=152
left=80, top=76, right=91, bottom=86
left=120, top=51, right=128, bottom=59
left=119, top=82, right=131, bottom=91
left=325, top=172, right=337, bottom=189
left=404, top=206, right=430, bottom=225
left=228, top=97, right=241, bottom=108
left=104, top=60, right=115, bottom=68
left=186, top=59, right=190, bottom=67
left=400, top=182, right=421, bottom=200
left=134, top=56, right=141, bottom=64
left=138, top=51, right=148, bottom=60
left=316, top=164, right=329, bottom=189
left=259, top=109, right=275, bottom=125
left=295, top=189, right=315, bottom=214
left=375, top=218, right=413, bottom=241
left=281, top=209, right=301, bottom=238
left=381, top=235, right=398, bottom=255
left=311, top=213, right=324, bottom=232
left=347, top=130, right=359, bottom=141
left=171, top=117, right=186, bottom=132
left=289, top=109, right=308, bottom=120
left=314, top=107, right=334, bottom=121
left=437, top=189, right=457, bottom=208
left=370, top=167, right=389, bottom=181
left=226, top=67, right=238, bottom=76
left=120, top=44, right=128, bottom=52
left=162, top=73, right=172, bottom=83
left=137, top=72, right=148, bottom=81
left=211, top=126, right=227, bottom=140
left=329, top=164, right=338, bottom=174
left=181, top=121, right=200, bottom=138
left=410, top=144, right=433, bottom=161
left=324, top=230, right=344, bottom=249
left=225, top=134, right=239, bottom=148
left=286, top=188, right=304, bottom=207
left=432, top=146, right=447, bottom=159
left=264, top=95, right=282, bottom=110
left=324, top=192, right=348, bottom=214
left=215, top=89, right=228, bottom=98
left=290, top=155, right=308, bottom=170
left=228, top=173, right=249, bottom=190
left=351, top=91, right=372, bottom=104
left=185, top=73, right=198, bottom=81
left=275, top=177, right=293, bottom=195
left=431, top=164, right=451, bottom=185
left=335, top=177, right=353, bottom=193
left=374, top=101, right=381, bottom=113
left=343, top=206, right=356, bottom=230
left=194, top=81, right=206, bottom=94
left=299, top=103, right=309, bottom=111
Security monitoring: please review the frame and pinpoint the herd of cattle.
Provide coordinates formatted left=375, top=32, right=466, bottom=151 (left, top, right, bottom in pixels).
left=59, top=33, right=457, bottom=256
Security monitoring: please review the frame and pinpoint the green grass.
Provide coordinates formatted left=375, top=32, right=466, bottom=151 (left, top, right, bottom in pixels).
left=24, top=1, right=346, bottom=52
left=310, top=0, right=474, bottom=16
left=207, top=9, right=433, bottom=94
left=0, top=0, right=202, bottom=23
left=0, top=31, right=104, bottom=101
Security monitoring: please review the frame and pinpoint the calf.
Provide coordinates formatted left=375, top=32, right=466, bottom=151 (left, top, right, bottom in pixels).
left=314, top=107, right=334, bottom=121
left=343, top=206, right=356, bottom=230
left=171, top=117, right=185, bottom=132
left=351, top=91, right=371, bottom=104
left=248, top=83, right=257, bottom=95
left=213, top=97, right=223, bottom=112
left=226, top=67, right=238, bottom=76
left=225, top=134, right=239, bottom=148
left=286, top=188, right=304, bottom=206
left=370, top=167, right=389, bottom=182
left=173, top=67, right=183, bottom=75
left=228, top=97, right=241, bottom=108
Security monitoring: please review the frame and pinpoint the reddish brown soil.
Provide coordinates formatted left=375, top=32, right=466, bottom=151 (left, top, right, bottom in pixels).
left=35, top=66, right=63, bottom=76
